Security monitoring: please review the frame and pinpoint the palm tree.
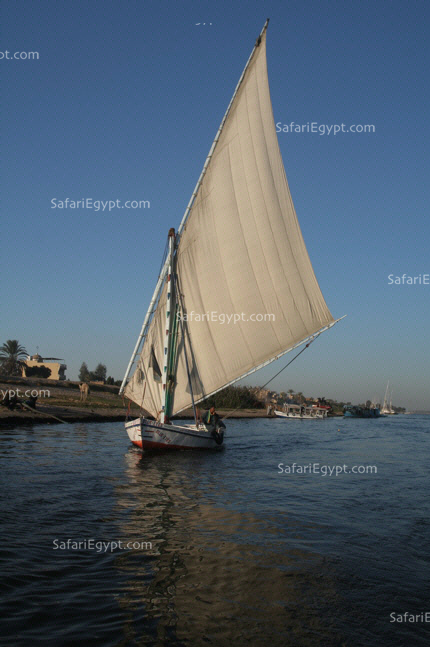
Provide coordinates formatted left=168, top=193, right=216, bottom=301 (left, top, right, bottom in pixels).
left=296, top=391, right=304, bottom=404
left=287, top=388, right=294, bottom=400
left=0, top=340, right=28, bottom=376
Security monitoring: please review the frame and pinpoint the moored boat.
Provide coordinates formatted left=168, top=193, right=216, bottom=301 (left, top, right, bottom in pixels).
left=274, top=404, right=328, bottom=419
left=381, top=381, right=398, bottom=414
left=344, top=405, right=381, bottom=418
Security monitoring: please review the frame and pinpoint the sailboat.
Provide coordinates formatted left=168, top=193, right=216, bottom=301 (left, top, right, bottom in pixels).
left=381, top=381, right=397, bottom=415
left=119, top=20, right=343, bottom=450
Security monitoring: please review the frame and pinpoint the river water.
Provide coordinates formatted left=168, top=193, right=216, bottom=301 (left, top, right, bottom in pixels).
left=1, top=415, right=429, bottom=646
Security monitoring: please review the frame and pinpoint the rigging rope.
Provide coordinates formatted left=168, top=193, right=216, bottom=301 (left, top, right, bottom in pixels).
left=221, top=332, right=322, bottom=421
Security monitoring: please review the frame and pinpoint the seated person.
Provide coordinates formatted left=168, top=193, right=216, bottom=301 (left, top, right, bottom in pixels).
left=24, top=394, right=38, bottom=410
left=1, top=391, right=11, bottom=408
left=199, top=406, right=225, bottom=445
left=1, top=392, right=20, bottom=410
left=201, top=406, right=220, bottom=430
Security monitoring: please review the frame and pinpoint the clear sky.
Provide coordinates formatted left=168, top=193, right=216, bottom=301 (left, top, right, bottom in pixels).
left=2, top=0, right=429, bottom=409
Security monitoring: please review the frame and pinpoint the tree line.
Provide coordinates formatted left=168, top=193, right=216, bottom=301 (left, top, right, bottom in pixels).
left=78, top=362, right=121, bottom=386
left=200, top=385, right=265, bottom=410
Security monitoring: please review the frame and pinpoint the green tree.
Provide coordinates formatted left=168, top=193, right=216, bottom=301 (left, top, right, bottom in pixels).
left=201, top=385, right=264, bottom=410
left=0, top=340, right=27, bottom=376
left=94, top=363, right=107, bottom=382
left=78, top=362, right=90, bottom=382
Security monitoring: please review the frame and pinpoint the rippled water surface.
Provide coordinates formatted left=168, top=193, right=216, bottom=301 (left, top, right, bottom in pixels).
left=1, top=416, right=430, bottom=646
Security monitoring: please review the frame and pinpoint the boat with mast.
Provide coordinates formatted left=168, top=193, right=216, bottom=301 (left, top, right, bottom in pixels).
left=119, top=20, right=344, bottom=449
left=381, top=381, right=397, bottom=415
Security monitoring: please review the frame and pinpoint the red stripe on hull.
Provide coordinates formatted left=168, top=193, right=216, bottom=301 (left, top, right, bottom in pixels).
left=131, top=439, right=197, bottom=450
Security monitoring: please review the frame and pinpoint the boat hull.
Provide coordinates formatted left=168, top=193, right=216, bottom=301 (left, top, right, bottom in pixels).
left=344, top=408, right=381, bottom=418
left=125, top=417, right=224, bottom=450
left=274, top=410, right=327, bottom=420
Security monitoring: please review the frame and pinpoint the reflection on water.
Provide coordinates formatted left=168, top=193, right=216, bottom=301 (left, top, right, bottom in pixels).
left=117, top=451, right=342, bottom=645
left=1, top=417, right=430, bottom=645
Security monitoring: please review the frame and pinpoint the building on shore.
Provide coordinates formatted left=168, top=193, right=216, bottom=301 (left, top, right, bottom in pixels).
left=22, top=354, right=67, bottom=380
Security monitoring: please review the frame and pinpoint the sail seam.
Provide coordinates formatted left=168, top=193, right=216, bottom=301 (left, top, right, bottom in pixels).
left=178, top=227, right=228, bottom=395
left=235, top=80, right=286, bottom=352
left=226, top=135, right=268, bottom=365
left=254, top=42, right=309, bottom=337
left=246, top=44, right=303, bottom=342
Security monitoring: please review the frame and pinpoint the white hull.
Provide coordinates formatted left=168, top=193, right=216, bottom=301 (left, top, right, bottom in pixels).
left=125, top=417, right=224, bottom=450
left=274, top=410, right=327, bottom=420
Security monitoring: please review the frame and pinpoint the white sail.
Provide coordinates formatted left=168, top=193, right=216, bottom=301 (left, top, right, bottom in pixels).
left=124, top=284, right=167, bottom=418
left=124, top=28, right=334, bottom=416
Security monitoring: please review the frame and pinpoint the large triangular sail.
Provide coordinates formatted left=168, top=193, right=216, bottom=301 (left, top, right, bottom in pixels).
left=124, top=25, right=335, bottom=417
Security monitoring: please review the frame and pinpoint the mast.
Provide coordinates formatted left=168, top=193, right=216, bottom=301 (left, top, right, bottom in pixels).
left=383, top=381, right=389, bottom=411
left=119, top=19, right=270, bottom=395
left=160, top=228, right=176, bottom=424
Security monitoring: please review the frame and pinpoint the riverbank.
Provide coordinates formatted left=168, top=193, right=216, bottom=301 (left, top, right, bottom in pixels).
left=0, top=377, right=345, bottom=429
left=0, top=406, right=269, bottom=429
left=0, top=377, right=131, bottom=428
left=0, top=377, right=268, bottom=428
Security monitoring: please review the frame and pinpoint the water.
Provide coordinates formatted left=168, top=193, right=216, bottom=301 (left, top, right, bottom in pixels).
left=1, top=416, right=430, bottom=646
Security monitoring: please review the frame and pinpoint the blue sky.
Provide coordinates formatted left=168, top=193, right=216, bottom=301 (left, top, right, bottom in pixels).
left=2, top=0, right=429, bottom=409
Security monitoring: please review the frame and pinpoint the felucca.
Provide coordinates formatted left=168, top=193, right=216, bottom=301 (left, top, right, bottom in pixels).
left=119, top=20, right=343, bottom=449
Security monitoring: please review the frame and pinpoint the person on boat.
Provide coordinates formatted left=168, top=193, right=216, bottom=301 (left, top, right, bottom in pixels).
left=2, top=391, right=21, bottom=410
left=9, top=393, right=19, bottom=410
left=201, top=406, right=219, bottom=427
left=24, top=394, right=38, bottom=410
left=200, top=406, right=225, bottom=445
left=1, top=391, right=10, bottom=408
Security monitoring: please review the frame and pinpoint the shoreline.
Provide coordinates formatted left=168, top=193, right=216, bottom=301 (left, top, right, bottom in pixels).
left=0, top=377, right=345, bottom=429
left=0, top=406, right=270, bottom=429
left=0, top=379, right=269, bottom=428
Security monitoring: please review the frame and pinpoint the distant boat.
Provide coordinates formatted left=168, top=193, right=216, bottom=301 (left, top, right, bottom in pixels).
left=118, top=21, right=343, bottom=450
left=344, top=405, right=381, bottom=418
left=275, top=403, right=328, bottom=419
left=381, top=381, right=398, bottom=415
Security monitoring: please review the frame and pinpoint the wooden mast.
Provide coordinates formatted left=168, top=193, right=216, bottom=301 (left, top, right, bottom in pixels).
left=160, top=228, right=176, bottom=424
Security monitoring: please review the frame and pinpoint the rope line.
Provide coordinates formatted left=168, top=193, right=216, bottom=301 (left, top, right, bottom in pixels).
left=221, top=333, right=321, bottom=421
